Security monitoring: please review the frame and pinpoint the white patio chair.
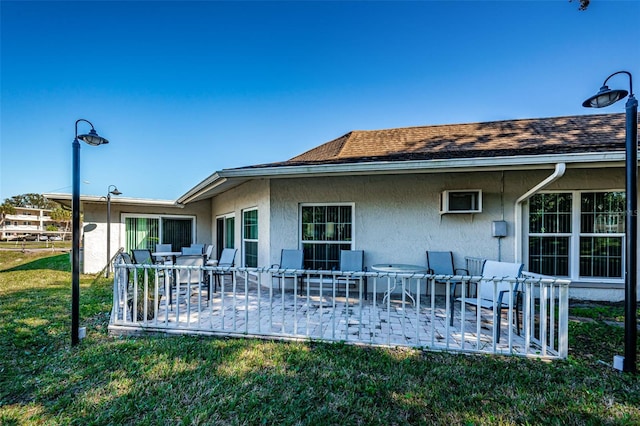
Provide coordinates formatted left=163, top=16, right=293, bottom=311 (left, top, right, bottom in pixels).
left=450, top=260, right=523, bottom=343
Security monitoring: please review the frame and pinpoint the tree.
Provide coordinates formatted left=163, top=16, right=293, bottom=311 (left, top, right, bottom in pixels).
left=50, top=206, right=72, bottom=240
left=4, top=193, right=55, bottom=209
left=0, top=201, right=16, bottom=228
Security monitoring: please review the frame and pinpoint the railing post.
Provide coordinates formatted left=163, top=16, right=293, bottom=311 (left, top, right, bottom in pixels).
left=558, top=281, right=569, bottom=358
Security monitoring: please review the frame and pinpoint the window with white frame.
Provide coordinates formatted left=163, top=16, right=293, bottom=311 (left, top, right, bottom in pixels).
left=300, top=204, right=353, bottom=270
left=527, top=191, right=624, bottom=281
left=579, top=192, right=625, bottom=278
left=242, top=209, right=258, bottom=267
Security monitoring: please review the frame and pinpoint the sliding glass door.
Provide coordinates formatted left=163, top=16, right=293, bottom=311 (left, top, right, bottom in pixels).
left=124, top=214, right=195, bottom=253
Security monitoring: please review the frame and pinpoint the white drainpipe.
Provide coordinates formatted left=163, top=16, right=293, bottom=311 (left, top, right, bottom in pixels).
left=515, top=163, right=567, bottom=263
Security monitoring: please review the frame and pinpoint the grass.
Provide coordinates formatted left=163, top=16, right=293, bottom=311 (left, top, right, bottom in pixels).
left=1, top=251, right=639, bottom=425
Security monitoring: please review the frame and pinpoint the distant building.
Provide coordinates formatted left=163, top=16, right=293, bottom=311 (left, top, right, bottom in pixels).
left=0, top=206, right=65, bottom=240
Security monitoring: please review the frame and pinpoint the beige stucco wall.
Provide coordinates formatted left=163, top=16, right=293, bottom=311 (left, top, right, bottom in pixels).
left=210, top=179, right=271, bottom=267
left=82, top=199, right=211, bottom=274
left=269, top=172, right=514, bottom=270
left=266, top=166, right=637, bottom=302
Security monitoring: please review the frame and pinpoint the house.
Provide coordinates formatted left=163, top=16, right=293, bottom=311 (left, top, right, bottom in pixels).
left=46, top=112, right=639, bottom=302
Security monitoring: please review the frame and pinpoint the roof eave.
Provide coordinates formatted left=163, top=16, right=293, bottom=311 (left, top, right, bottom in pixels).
left=178, top=151, right=627, bottom=202
left=43, top=193, right=182, bottom=209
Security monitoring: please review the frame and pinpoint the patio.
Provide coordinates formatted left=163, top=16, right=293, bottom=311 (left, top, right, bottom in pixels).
left=109, top=264, right=570, bottom=359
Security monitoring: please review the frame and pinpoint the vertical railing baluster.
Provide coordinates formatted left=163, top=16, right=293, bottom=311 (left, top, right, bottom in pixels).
left=331, top=273, right=336, bottom=340
left=415, top=277, right=420, bottom=347
left=386, top=276, right=391, bottom=347
left=318, top=273, right=324, bottom=340
left=257, top=270, right=263, bottom=334
left=232, top=270, right=238, bottom=332
left=244, top=270, right=249, bottom=334
left=220, top=268, right=226, bottom=330
left=268, top=272, right=273, bottom=333
left=558, top=282, right=569, bottom=358
left=359, top=275, right=364, bottom=344
left=293, top=272, right=298, bottom=336
left=185, top=268, right=191, bottom=328
left=458, top=277, right=464, bottom=351
left=370, top=274, right=376, bottom=344
left=132, top=266, right=139, bottom=324
left=549, top=283, right=556, bottom=352
left=506, top=280, right=514, bottom=353
left=280, top=274, right=285, bottom=334
left=305, top=272, right=311, bottom=337
left=476, top=279, right=482, bottom=350
left=430, top=276, right=436, bottom=348
left=541, top=283, right=548, bottom=357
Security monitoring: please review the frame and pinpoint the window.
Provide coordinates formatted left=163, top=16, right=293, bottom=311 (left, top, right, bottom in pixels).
left=300, top=204, right=353, bottom=270
left=243, top=209, right=258, bottom=267
left=124, top=215, right=195, bottom=252
left=216, top=214, right=235, bottom=259
left=528, top=193, right=572, bottom=276
left=579, top=192, right=624, bottom=278
left=527, top=191, right=624, bottom=281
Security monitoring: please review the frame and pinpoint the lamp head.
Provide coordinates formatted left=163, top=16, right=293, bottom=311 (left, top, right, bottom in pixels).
left=582, top=85, right=629, bottom=108
left=109, top=187, right=122, bottom=196
left=78, top=128, right=109, bottom=146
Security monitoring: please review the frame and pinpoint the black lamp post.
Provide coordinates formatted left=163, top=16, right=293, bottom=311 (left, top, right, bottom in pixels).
left=106, top=185, right=122, bottom=278
left=583, top=71, right=638, bottom=373
left=72, top=119, right=109, bottom=346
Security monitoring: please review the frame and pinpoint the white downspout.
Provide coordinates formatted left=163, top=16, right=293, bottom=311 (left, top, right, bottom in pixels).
left=515, top=163, right=567, bottom=263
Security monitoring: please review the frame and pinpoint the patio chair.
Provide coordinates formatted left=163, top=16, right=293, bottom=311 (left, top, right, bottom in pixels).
left=425, top=251, right=469, bottom=297
left=173, top=254, right=205, bottom=304
left=335, top=250, right=367, bottom=299
left=212, top=248, right=237, bottom=292
left=155, top=243, right=172, bottom=253
left=132, top=249, right=153, bottom=265
left=190, top=243, right=205, bottom=254
left=154, top=244, right=174, bottom=265
left=181, top=246, right=202, bottom=255
left=450, top=260, right=524, bottom=343
left=271, top=249, right=304, bottom=291
left=205, top=244, right=214, bottom=263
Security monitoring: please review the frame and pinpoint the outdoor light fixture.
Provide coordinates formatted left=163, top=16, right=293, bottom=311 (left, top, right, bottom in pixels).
left=105, top=185, right=122, bottom=279
left=72, top=119, right=109, bottom=346
left=583, top=71, right=638, bottom=374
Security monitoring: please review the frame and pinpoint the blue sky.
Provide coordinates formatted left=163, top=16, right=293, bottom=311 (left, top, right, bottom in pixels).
left=1, top=1, right=639, bottom=201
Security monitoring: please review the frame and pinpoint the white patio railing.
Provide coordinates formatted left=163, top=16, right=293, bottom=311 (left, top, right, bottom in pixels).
left=109, top=262, right=570, bottom=359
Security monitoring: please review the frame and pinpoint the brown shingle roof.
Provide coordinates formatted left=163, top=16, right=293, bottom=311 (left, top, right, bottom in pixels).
left=248, top=113, right=634, bottom=169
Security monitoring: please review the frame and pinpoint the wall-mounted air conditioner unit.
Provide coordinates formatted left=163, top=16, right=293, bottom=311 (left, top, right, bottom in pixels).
left=440, top=190, right=482, bottom=214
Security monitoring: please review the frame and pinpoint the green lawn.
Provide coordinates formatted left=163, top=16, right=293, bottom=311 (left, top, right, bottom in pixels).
left=1, top=251, right=639, bottom=425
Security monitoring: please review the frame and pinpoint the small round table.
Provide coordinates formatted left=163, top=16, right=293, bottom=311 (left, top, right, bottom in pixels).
left=371, top=264, right=427, bottom=306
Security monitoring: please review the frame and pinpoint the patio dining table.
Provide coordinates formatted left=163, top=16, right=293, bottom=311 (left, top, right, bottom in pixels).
left=371, top=264, right=427, bottom=306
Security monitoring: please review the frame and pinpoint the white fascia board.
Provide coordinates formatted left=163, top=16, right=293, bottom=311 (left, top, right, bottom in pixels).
left=223, top=151, right=627, bottom=178
left=176, top=174, right=231, bottom=204
left=43, top=193, right=181, bottom=208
